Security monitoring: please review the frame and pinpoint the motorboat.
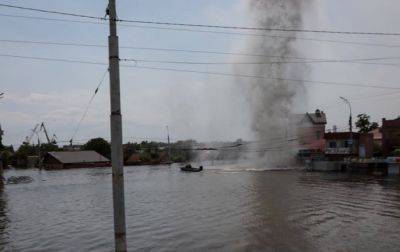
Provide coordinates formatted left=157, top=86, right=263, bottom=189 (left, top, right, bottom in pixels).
left=180, top=164, right=203, bottom=172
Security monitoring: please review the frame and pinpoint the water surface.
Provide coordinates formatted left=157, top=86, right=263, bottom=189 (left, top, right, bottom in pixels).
left=1, top=164, right=400, bottom=251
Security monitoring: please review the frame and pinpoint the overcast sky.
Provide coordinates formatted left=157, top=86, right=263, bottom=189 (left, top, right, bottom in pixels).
left=1, top=0, right=400, bottom=147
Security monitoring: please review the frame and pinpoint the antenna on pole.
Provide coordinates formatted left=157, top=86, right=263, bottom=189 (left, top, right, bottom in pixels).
left=107, top=1, right=127, bottom=251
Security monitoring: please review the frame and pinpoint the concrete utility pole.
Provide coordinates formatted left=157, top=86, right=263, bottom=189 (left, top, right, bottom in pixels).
left=107, top=1, right=127, bottom=251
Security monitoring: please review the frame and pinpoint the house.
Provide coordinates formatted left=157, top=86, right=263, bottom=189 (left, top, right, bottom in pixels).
left=296, top=109, right=327, bottom=151
left=381, top=117, right=400, bottom=156
left=324, top=132, right=373, bottom=160
left=292, top=109, right=327, bottom=154
left=42, top=151, right=110, bottom=169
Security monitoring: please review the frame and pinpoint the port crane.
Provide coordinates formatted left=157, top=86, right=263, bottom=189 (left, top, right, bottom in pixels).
left=24, top=122, right=58, bottom=145
left=40, top=122, right=57, bottom=144
left=24, top=124, right=40, bottom=145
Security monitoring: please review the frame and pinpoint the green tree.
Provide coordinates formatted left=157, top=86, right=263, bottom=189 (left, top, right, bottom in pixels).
left=355, top=114, right=379, bottom=133
left=0, top=125, right=4, bottom=151
left=83, top=138, right=111, bottom=158
left=39, top=143, right=60, bottom=153
left=13, top=143, right=38, bottom=167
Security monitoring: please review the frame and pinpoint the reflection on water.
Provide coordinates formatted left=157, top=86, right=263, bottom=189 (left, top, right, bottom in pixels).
left=1, top=166, right=400, bottom=251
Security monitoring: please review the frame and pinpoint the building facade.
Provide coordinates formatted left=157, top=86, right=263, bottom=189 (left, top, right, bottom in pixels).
left=294, top=109, right=327, bottom=151
left=382, top=117, right=400, bottom=156
left=324, top=132, right=373, bottom=160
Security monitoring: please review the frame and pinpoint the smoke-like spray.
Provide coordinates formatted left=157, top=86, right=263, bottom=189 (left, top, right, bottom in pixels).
left=237, top=0, right=312, bottom=166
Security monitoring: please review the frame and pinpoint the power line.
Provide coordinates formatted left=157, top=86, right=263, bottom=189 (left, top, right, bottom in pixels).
left=0, top=53, right=105, bottom=65
left=0, top=3, right=103, bottom=21
left=1, top=3, right=400, bottom=36
left=1, top=53, right=400, bottom=90
left=70, top=68, right=109, bottom=143
left=120, top=57, right=400, bottom=66
left=118, top=19, right=400, bottom=36
left=2, top=39, right=400, bottom=66
left=3, top=13, right=400, bottom=49
left=126, top=65, right=400, bottom=90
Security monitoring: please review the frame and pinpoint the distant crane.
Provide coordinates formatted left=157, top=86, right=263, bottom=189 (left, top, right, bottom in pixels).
left=40, top=122, right=57, bottom=144
left=24, top=124, right=40, bottom=145
left=51, top=134, right=58, bottom=144
left=40, top=122, right=50, bottom=144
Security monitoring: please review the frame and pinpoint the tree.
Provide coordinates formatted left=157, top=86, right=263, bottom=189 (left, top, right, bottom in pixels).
left=13, top=143, right=38, bottom=167
left=355, top=114, right=379, bottom=133
left=0, top=124, right=4, bottom=151
left=39, top=143, right=60, bottom=153
left=83, top=138, right=111, bottom=158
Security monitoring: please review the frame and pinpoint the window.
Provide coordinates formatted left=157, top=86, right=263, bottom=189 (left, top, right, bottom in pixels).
left=329, top=141, right=337, bottom=148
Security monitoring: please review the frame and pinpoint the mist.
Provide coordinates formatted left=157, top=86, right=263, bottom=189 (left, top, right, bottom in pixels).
left=232, top=0, right=312, bottom=166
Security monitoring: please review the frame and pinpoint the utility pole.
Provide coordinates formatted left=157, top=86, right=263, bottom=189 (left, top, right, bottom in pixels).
left=166, top=126, right=171, bottom=163
left=107, top=1, right=127, bottom=251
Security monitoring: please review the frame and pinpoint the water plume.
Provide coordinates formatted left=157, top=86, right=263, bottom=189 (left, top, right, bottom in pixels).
left=236, top=0, right=312, bottom=166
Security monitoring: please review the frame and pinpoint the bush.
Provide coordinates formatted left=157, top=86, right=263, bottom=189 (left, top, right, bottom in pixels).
left=83, top=138, right=111, bottom=159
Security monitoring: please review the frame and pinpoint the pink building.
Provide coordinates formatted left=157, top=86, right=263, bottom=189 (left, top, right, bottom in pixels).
left=294, top=109, right=327, bottom=152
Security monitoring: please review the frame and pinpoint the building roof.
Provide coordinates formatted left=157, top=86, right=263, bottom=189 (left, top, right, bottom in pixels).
left=47, top=151, right=109, bottom=164
left=290, top=110, right=327, bottom=125
left=306, top=110, right=327, bottom=125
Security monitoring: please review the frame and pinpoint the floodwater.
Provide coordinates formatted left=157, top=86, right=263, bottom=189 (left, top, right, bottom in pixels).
left=1, top=164, right=400, bottom=251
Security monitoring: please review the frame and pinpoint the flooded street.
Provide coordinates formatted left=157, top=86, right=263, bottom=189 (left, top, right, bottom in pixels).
left=1, top=165, right=400, bottom=251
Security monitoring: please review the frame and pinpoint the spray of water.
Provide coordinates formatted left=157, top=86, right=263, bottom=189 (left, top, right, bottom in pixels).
left=236, top=0, right=312, bottom=166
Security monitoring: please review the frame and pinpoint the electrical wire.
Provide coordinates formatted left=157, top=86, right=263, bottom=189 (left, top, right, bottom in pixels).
left=70, top=68, right=109, bottom=143
left=126, top=64, right=400, bottom=90
left=2, top=39, right=400, bottom=67
left=120, top=57, right=400, bottom=66
left=1, top=3, right=400, bottom=36
left=4, top=38, right=400, bottom=63
left=0, top=3, right=104, bottom=21
left=1, top=53, right=400, bottom=90
left=3, top=13, right=400, bottom=49
left=0, top=53, right=105, bottom=65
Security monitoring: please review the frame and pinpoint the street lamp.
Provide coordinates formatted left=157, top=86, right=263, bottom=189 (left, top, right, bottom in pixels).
left=339, top=96, right=353, bottom=154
